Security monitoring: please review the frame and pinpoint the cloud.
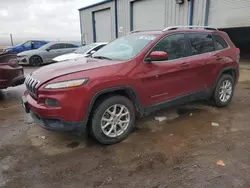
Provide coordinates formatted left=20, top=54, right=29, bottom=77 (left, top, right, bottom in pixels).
left=0, top=0, right=103, bottom=45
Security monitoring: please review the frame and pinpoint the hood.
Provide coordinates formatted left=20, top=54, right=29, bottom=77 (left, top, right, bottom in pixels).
left=53, top=53, right=87, bottom=62
left=4, top=46, right=13, bottom=50
left=30, top=58, right=122, bottom=85
left=3, top=46, right=14, bottom=52
left=17, top=49, right=39, bottom=56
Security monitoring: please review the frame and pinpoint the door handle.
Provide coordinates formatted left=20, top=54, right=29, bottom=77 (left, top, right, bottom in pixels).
left=179, top=63, right=189, bottom=68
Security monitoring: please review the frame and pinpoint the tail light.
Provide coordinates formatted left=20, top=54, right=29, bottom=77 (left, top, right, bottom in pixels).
left=236, top=48, right=240, bottom=54
left=8, top=59, right=19, bottom=68
left=236, top=48, right=240, bottom=63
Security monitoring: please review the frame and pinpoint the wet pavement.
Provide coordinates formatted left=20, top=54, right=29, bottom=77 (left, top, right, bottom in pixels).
left=1, top=64, right=250, bottom=188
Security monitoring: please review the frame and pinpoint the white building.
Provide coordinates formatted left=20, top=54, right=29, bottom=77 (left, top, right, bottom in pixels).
left=79, top=0, right=250, bottom=55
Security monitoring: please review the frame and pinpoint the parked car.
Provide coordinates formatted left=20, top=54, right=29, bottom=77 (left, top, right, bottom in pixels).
left=53, top=42, right=108, bottom=62
left=17, top=42, right=79, bottom=66
left=0, top=53, right=25, bottom=89
left=22, top=26, right=240, bottom=145
left=3, top=40, right=49, bottom=54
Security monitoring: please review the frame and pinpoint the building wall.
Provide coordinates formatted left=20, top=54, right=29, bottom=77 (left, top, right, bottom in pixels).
left=117, top=0, right=130, bottom=37
left=193, top=0, right=206, bottom=26
left=79, top=1, right=115, bottom=44
left=79, top=0, right=207, bottom=43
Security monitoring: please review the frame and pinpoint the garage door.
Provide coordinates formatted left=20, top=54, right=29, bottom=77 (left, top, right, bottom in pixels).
left=208, top=0, right=250, bottom=28
left=94, top=9, right=112, bottom=42
left=132, top=0, right=165, bottom=31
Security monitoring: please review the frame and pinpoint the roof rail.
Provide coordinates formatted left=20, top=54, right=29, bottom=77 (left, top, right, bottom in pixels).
left=129, top=30, right=141, bottom=34
left=128, top=29, right=162, bottom=34
left=163, top=25, right=218, bottom=31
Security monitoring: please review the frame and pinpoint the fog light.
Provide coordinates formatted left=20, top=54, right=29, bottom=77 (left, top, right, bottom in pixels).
left=45, top=99, right=60, bottom=107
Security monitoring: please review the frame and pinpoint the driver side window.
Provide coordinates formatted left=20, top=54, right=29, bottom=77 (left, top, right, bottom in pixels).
left=23, top=41, right=31, bottom=48
left=152, top=34, right=187, bottom=61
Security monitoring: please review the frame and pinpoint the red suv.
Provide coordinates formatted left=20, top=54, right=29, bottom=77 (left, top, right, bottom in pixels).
left=22, top=26, right=239, bottom=144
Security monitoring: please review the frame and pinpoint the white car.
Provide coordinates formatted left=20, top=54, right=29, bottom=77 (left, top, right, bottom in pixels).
left=52, top=42, right=107, bottom=62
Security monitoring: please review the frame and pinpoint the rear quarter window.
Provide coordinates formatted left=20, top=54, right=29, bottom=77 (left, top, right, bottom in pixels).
left=213, top=34, right=229, bottom=50
left=188, top=33, right=215, bottom=55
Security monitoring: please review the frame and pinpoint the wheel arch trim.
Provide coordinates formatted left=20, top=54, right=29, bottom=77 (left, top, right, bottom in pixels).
left=214, top=66, right=238, bottom=89
left=83, top=85, right=144, bottom=128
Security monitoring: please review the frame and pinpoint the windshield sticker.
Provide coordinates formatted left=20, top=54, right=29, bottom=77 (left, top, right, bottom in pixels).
left=138, top=36, right=156, bottom=40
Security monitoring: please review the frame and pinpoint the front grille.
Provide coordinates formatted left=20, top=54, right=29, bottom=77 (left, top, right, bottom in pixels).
left=25, top=75, right=40, bottom=97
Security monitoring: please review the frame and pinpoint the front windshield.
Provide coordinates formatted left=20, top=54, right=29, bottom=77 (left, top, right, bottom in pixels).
left=16, top=41, right=26, bottom=46
left=74, top=44, right=98, bottom=54
left=93, top=35, right=157, bottom=61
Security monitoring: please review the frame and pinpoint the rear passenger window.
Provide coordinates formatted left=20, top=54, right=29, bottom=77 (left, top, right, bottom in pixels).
left=151, top=34, right=187, bottom=61
left=213, top=34, right=228, bottom=50
left=188, top=33, right=215, bottom=55
left=65, top=43, right=78, bottom=48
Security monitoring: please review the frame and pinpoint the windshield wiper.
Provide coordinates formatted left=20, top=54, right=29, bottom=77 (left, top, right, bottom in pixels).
left=93, top=56, right=112, bottom=60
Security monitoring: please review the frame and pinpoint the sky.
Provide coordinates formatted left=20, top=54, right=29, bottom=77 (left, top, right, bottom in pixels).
left=0, top=0, right=102, bottom=45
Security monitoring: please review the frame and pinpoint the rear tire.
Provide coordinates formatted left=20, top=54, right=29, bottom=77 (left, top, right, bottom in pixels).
left=29, top=56, right=42, bottom=66
left=90, top=96, right=135, bottom=145
left=213, top=74, right=235, bottom=107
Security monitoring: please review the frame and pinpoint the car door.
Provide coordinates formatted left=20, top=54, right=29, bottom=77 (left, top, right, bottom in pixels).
left=63, top=43, right=78, bottom=53
left=33, top=41, right=41, bottom=49
left=139, top=33, right=199, bottom=106
left=186, top=33, right=217, bottom=89
left=42, top=43, right=64, bottom=62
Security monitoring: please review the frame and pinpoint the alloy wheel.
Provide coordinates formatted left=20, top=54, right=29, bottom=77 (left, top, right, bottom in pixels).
left=101, top=104, right=130, bottom=138
left=219, top=80, right=233, bottom=103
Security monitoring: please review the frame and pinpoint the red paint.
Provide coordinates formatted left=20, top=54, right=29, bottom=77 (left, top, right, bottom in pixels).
left=0, top=54, right=25, bottom=89
left=24, top=29, right=239, bottom=123
left=149, top=51, right=168, bottom=61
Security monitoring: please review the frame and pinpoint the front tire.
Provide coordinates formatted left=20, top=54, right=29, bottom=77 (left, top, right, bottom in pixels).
left=90, top=96, right=135, bottom=145
left=213, top=74, right=235, bottom=107
left=29, top=56, right=42, bottom=66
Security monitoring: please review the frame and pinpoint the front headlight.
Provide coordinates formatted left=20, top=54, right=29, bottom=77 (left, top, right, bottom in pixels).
left=44, top=78, right=88, bottom=89
left=4, top=48, right=12, bottom=52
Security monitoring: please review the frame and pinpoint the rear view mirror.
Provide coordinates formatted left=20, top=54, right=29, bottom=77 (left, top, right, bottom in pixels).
left=46, top=48, right=51, bottom=51
left=146, top=51, right=168, bottom=62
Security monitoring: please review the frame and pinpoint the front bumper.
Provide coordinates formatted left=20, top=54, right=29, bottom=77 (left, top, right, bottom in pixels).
left=17, top=56, right=28, bottom=64
left=22, top=95, right=87, bottom=132
left=30, top=111, right=86, bottom=132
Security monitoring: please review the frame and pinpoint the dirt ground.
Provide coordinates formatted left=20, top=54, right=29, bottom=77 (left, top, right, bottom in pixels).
left=1, top=64, right=250, bottom=188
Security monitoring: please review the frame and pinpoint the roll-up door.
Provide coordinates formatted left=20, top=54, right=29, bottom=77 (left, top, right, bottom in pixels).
left=94, top=9, right=112, bottom=42
left=208, top=0, right=250, bottom=28
left=132, top=0, right=165, bottom=31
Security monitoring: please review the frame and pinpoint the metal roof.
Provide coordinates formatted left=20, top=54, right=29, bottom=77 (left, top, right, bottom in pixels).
left=78, top=0, right=113, bottom=11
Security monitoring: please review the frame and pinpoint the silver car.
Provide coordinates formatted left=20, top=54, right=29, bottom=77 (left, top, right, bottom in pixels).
left=17, top=42, right=79, bottom=66
left=53, top=42, right=108, bottom=62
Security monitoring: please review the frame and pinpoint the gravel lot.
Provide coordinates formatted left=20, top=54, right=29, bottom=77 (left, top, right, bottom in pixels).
left=0, top=63, right=250, bottom=188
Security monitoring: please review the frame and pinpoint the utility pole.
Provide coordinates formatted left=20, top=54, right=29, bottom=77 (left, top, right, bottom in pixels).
left=10, top=34, right=13, bottom=46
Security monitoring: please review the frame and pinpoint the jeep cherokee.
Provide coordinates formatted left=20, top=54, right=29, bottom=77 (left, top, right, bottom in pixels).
left=22, top=26, right=240, bottom=145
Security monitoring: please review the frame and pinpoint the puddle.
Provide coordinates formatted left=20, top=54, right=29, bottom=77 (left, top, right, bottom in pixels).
left=67, top=141, right=80, bottom=148
left=27, top=126, right=86, bottom=155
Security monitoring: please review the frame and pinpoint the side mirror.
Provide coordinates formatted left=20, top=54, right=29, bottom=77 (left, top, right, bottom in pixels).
left=46, top=47, right=51, bottom=51
left=90, top=50, right=96, bottom=55
left=146, top=51, right=168, bottom=62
